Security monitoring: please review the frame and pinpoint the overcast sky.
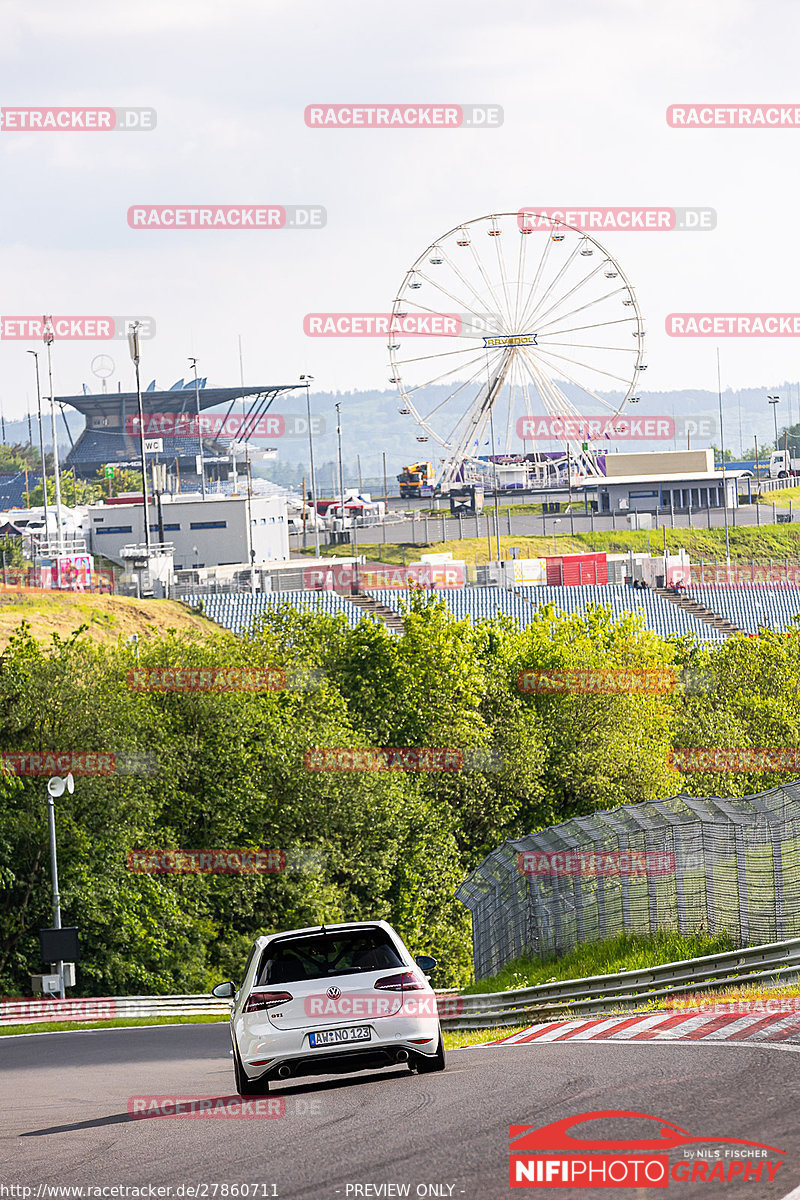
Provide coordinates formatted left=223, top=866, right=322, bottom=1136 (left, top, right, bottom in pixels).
left=1, top=0, right=799, bottom=425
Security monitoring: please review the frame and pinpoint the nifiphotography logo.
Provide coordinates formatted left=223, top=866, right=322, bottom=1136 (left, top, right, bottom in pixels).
left=508, top=1110, right=785, bottom=1188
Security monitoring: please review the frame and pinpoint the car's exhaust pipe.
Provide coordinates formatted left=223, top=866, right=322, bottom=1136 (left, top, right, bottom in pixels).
left=277, top=1064, right=292, bottom=1079
left=395, top=1049, right=409, bottom=1063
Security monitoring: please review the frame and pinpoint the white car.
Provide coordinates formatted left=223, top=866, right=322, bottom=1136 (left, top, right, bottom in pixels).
left=212, top=920, right=445, bottom=1094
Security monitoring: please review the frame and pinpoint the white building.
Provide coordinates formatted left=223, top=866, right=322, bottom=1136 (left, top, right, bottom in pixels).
left=88, top=493, right=289, bottom=569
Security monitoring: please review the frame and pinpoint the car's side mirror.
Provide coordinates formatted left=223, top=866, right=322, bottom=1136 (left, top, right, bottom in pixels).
left=212, top=980, right=236, bottom=999
left=415, top=955, right=437, bottom=972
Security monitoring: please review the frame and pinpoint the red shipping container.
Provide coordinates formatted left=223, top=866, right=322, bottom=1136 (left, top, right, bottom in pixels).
left=545, top=557, right=563, bottom=585
left=543, top=553, right=607, bottom=587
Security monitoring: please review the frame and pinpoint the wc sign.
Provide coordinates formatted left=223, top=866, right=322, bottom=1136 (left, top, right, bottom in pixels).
left=143, top=438, right=163, bottom=453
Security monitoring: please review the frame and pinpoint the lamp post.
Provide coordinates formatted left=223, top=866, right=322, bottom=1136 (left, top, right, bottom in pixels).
left=27, top=350, right=50, bottom=552
left=46, top=772, right=74, bottom=1000
left=189, top=357, right=207, bottom=499
left=42, top=318, right=64, bottom=556
left=717, top=349, right=730, bottom=566
left=301, top=375, right=320, bottom=557
left=768, top=394, right=780, bottom=447
left=127, top=322, right=152, bottom=557
left=335, top=402, right=345, bottom=537
left=552, top=518, right=561, bottom=555
left=236, top=335, right=255, bottom=592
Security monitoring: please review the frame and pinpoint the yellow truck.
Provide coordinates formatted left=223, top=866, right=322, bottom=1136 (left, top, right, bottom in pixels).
left=397, top=461, right=435, bottom=497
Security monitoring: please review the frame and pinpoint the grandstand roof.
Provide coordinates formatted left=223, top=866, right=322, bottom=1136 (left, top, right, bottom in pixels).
left=56, top=384, right=305, bottom=420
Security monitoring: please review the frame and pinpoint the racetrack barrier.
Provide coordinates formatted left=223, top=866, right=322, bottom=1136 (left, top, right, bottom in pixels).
left=4, top=937, right=800, bottom=1030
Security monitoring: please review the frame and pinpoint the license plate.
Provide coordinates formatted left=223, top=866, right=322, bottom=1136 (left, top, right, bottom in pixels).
left=309, top=1025, right=371, bottom=1047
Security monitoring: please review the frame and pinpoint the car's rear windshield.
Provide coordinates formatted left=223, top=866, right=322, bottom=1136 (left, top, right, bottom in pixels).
left=256, top=928, right=405, bottom=984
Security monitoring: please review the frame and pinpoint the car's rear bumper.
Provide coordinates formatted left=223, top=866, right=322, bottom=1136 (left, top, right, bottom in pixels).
left=237, top=1024, right=442, bottom=1084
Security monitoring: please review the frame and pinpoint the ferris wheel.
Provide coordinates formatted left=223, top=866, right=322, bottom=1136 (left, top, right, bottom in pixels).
left=388, top=211, right=646, bottom=488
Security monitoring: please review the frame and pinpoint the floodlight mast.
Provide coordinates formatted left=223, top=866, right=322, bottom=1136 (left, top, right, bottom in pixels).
left=42, top=319, right=64, bottom=556
left=127, top=323, right=152, bottom=557
left=27, top=350, right=50, bottom=551
left=301, top=375, right=321, bottom=557
left=189, top=357, right=207, bottom=499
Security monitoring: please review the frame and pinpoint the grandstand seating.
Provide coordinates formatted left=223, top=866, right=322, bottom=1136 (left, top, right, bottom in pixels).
left=686, top=586, right=800, bottom=636
left=0, top=473, right=41, bottom=510
left=185, top=584, right=736, bottom=641
left=183, top=590, right=375, bottom=635
left=67, top=431, right=208, bottom=466
left=365, top=585, right=727, bottom=641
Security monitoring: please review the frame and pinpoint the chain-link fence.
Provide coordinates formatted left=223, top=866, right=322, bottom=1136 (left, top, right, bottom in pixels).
left=456, top=783, right=800, bottom=978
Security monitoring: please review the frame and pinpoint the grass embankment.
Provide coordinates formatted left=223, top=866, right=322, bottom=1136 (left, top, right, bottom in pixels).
left=0, top=591, right=216, bottom=649
left=462, top=930, right=737, bottom=995
left=301, top=525, right=800, bottom=569
left=759, top=486, right=800, bottom=508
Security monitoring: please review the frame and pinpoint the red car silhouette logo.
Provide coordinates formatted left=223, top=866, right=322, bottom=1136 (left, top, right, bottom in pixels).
left=510, top=1110, right=784, bottom=1155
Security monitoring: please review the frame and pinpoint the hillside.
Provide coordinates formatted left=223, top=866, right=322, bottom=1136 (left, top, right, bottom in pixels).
left=0, top=590, right=216, bottom=648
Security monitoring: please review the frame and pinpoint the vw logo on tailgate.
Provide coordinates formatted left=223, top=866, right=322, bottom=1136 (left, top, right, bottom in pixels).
left=326, top=986, right=341, bottom=998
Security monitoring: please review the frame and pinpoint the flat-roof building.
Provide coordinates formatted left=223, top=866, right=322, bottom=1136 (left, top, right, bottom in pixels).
left=578, top=470, right=741, bottom=514
left=88, top=493, right=289, bottom=569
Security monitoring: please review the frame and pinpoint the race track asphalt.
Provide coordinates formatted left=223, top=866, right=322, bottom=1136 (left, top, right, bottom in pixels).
left=2, top=1022, right=800, bottom=1199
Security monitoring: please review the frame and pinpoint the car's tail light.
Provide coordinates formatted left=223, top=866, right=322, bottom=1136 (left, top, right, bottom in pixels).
left=243, top=990, right=293, bottom=1012
left=374, top=971, right=425, bottom=991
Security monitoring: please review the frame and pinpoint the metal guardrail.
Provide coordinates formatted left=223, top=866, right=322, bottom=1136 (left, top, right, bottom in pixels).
left=3, top=938, right=800, bottom=1029
left=440, top=937, right=800, bottom=1030
left=0, top=993, right=228, bottom=1026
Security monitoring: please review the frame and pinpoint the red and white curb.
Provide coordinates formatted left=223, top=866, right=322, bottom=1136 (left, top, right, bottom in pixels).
left=484, top=1004, right=800, bottom=1047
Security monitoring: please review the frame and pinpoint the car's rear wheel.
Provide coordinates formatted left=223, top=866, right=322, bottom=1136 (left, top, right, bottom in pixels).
left=233, top=1041, right=270, bottom=1095
left=415, top=1033, right=445, bottom=1073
